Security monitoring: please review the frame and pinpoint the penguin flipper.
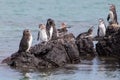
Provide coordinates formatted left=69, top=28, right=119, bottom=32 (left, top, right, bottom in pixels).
left=19, top=38, right=29, bottom=52
left=107, top=14, right=110, bottom=21
left=37, top=31, right=40, bottom=41
left=97, top=28, right=100, bottom=37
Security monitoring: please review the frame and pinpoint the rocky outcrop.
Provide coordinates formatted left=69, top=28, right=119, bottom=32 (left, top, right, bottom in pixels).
left=76, top=37, right=95, bottom=57
left=96, top=24, right=120, bottom=58
left=2, top=32, right=95, bottom=70
left=76, top=31, right=95, bottom=57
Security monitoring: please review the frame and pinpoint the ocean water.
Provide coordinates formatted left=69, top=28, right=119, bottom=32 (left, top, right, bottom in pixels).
left=0, top=0, right=120, bottom=80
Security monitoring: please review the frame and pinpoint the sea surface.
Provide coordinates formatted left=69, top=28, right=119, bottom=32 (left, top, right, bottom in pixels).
left=0, top=0, right=120, bottom=80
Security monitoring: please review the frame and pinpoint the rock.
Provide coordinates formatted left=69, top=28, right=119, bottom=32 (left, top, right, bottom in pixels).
left=58, top=33, right=80, bottom=64
left=2, top=33, right=81, bottom=70
left=76, top=33, right=95, bottom=57
left=63, top=33, right=80, bottom=63
left=32, top=40, right=68, bottom=68
left=6, top=40, right=68, bottom=70
left=9, top=52, right=40, bottom=69
left=96, top=24, right=120, bottom=59
left=106, top=24, right=120, bottom=36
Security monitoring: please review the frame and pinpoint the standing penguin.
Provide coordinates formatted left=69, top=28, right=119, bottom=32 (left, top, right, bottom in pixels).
left=46, top=18, right=58, bottom=40
left=37, top=24, right=48, bottom=42
left=107, top=4, right=118, bottom=24
left=18, top=29, right=33, bottom=52
left=97, top=18, right=106, bottom=37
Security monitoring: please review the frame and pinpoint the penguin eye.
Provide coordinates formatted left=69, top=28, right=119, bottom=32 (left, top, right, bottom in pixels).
left=26, top=30, right=29, bottom=33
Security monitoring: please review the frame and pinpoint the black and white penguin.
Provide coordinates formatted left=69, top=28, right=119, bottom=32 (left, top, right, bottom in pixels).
left=37, top=24, right=48, bottom=42
left=18, top=29, right=33, bottom=52
left=97, top=18, right=106, bottom=37
left=46, top=18, right=58, bottom=40
left=107, top=4, right=118, bottom=24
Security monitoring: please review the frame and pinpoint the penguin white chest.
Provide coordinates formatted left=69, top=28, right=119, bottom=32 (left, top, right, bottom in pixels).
left=98, top=24, right=106, bottom=36
left=40, top=29, right=48, bottom=42
left=27, top=35, right=33, bottom=52
left=49, top=26, right=53, bottom=40
left=109, top=11, right=114, bottom=22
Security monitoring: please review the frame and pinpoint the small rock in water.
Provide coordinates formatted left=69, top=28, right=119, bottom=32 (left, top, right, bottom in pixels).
left=24, top=73, right=31, bottom=78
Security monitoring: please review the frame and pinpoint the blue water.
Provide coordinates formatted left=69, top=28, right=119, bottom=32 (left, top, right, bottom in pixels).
left=0, top=0, right=120, bottom=80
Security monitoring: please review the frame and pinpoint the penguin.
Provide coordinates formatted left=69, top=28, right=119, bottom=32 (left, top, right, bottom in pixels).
left=107, top=4, right=118, bottom=24
left=76, top=26, right=94, bottom=39
left=18, top=29, right=33, bottom=52
left=37, top=24, right=48, bottom=43
left=84, top=26, right=94, bottom=38
left=57, top=22, right=68, bottom=37
left=58, top=22, right=68, bottom=33
left=46, top=18, right=58, bottom=40
left=97, top=18, right=106, bottom=37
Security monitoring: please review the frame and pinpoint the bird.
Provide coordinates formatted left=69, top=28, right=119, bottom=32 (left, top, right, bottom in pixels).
left=57, top=22, right=68, bottom=37
left=58, top=22, right=68, bottom=33
left=76, top=26, right=94, bottom=40
left=37, top=24, right=48, bottom=43
left=97, top=18, right=106, bottom=37
left=46, top=18, right=58, bottom=40
left=107, top=4, right=118, bottom=25
left=84, top=26, right=94, bottom=38
left=18, top=29, right=33, bottom=52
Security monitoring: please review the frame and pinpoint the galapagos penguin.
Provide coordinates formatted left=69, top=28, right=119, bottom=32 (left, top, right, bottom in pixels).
left=18, top=29, right=33, bottom=52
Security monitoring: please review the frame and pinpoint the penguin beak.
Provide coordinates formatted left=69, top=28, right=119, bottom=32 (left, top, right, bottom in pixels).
left=99, top=18, right=104, bottom=23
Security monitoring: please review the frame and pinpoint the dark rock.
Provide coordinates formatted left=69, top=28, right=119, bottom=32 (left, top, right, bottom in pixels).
left=76, top=33, right=95, bottom=57
left=9, top=52, right=40, bottom=69
left=33, top=40, right=68, bottom=68
left=106, top=24, right=120, bottom=36
left=2, top=33, right=82, bottom=70
left=58, top=33, right=80, bottom=64
left=96, top=24, right=120, bottom=59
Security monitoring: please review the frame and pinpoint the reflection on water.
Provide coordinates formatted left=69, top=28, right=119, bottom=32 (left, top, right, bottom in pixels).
left=16, top=56, right=120, bottom=80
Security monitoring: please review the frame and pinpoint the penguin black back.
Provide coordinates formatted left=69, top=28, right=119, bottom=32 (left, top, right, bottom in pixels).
left=18, top=29, right=32, bottom=52
left=46, top=18, right=57, bottom=40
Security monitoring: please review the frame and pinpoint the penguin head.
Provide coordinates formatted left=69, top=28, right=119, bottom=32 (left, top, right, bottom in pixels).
left=99, top=18, right=104, bottom=24
left=61, top=22, right=67, bottom=29
left=46, top=18, right=55, bottom=27
left=109, top=4, right=116, bottom=12
left=23, top=29, right=31, bottom=37
left=88, top=26, right=94, bottom=34
left=39, top=24, right=46, bottom=30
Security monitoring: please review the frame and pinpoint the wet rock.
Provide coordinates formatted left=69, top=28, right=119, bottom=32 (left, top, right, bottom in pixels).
left=6, top=41, right=68, bottom=70
left=106, top=24, right=120, bottom=36
left=2, top=33, right=81, bottom=70
left=96, top=24, right=120, bottom=59
left=63, top=33, right=80, bottom=64
left=33, top=40, right=68, bottom=68
left=76, top=33, right=95, bottom=57
left=8, top=52, right=40, bottom=69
